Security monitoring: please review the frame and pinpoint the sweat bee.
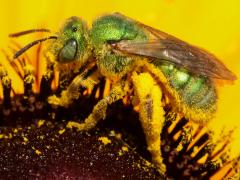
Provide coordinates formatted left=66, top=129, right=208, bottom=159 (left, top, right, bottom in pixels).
left=11, top=13, right=237, bottom=173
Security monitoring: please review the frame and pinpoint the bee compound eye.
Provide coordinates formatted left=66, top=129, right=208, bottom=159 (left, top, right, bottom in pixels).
left=58, top=39, right=78, bottom=63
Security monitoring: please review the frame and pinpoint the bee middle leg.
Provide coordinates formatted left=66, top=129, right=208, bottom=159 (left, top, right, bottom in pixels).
left=67, top=83, right=125, bottom=131
left=132, top=72, right=166, bottom=174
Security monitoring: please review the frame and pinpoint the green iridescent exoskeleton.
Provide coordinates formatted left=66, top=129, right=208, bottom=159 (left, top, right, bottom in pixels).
left=12, top=13, right=236, bottom=175
left=91, top=15, right=149, bottom=77
left=48, top=16, right=90, bottom=64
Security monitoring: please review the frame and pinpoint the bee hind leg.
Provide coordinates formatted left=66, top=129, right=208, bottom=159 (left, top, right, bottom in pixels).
left=132, top=72, right=166, bottom=174
left=67, top=83, right=125, bottom=131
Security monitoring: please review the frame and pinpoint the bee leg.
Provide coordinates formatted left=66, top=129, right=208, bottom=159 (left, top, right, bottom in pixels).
left=67, top=83, right=125, bottom=131
left=132, top=72, right=166, bottom=174
left=48, top=70, right=99, bottom=107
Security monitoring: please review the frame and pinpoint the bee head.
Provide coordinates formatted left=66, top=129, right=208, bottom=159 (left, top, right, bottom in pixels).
left=12, top=16, right=91, bottom=67
left=53, top=16, right=90, bottom=64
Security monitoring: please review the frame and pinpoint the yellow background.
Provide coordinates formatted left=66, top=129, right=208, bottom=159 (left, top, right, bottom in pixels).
left=0, top=0, right=240, bottom=178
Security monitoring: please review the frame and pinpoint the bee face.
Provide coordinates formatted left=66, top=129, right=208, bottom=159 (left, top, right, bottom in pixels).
left=51, top=16, right=90, bottom=64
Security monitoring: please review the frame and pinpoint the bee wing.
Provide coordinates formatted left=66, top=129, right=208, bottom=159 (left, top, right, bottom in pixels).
left=111, top=13, right=237, bottom=80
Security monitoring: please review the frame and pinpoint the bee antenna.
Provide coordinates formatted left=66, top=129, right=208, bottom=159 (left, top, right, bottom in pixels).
left=14, top=36, right=57, bottom=59
left=9, top=28, right=51, bottom=38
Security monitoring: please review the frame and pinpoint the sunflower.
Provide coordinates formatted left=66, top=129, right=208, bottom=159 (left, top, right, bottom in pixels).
left=0, top=0, right=240, bottom=179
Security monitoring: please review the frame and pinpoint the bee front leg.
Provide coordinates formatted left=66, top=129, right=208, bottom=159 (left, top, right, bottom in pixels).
left=132, top=72, right=166, bottom=174
left=67, top=83, right=125, bottom=131
left=48, top=71, right=99, bottom=107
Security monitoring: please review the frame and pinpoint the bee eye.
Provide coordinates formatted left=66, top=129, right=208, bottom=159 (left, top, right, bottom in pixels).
left=58, top=39, right=78, bottom=63
left=72, top=27, right=78, bottom=32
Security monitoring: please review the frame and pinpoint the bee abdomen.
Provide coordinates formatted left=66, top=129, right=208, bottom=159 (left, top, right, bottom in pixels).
left=179, top=76, right=216, bottom=109
left=159, top=64, right=217, bottom=120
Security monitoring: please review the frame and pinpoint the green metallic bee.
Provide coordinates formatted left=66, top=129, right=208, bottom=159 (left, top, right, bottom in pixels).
left=12, top=13, right=236, bottom=174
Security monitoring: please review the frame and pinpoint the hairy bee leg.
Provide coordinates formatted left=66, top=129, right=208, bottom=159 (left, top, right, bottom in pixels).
left=132, top=72, right=166, bottom=174
left=67, top=83, right=125, bottom=131
left=48, top=68, right=99, bottom=107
